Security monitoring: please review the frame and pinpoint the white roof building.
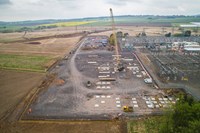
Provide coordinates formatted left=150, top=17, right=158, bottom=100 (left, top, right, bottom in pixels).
left=180, top=22, right=200, bottom=28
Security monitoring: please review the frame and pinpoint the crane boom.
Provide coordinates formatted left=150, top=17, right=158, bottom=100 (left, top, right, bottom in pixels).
left=110, top=8, right=120, bottom=66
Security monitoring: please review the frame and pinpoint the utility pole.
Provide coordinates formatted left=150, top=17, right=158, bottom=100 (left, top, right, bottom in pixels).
left=172, top=26, right=174, bottom=35
left=162, top=27, right=165, bottom=35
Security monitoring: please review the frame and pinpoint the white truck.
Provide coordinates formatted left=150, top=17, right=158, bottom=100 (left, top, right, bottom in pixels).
left=144, top=78, right=153, bottom=84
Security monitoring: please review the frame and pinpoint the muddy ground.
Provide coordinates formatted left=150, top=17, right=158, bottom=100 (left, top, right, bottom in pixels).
left=0, top=70, right=44, bottom=118
left=0, top=120, right=123, bottom=133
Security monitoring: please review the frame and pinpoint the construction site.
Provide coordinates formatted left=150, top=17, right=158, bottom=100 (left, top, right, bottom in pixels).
left=123, top=36, right=200, bottom=99
left=17, top=9, right=195, bottom=121
left=21, top=36, right=179, bottom=120
left=1, top=8, right=200, bottom=133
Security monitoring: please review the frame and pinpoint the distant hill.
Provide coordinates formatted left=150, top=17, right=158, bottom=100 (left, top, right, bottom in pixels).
left=0, top=15, right=200, bottom=33
left=0, top=15, right=200, bottom=27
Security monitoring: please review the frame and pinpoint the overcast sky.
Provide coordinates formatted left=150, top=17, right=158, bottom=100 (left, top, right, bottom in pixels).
left=0, top=0, right=200, bottom=21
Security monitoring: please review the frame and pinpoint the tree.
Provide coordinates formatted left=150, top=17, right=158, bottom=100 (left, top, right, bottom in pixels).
left=128, top=95, right=200, bottom=133
left=160, top=95, right=200, bottom=133
left=193, top=28, right=198, bottom=33
left=141, top=32, right=146, bottom=37
left=117, top=31, right=123, bottom=38
left=165, top=32, right=171, bottom=37
left=109, top=34, right=115, bottom=45
left=124, top=33, right=129, bottom=37
left=184, top=30, right=191, bottom=37
left=188, top=120, right=200, bottom=133
left=173, top=33, right=183, bottom=37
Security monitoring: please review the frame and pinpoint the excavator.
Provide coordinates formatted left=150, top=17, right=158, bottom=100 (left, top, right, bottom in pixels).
left=123, top=106, right=133, bottom=112
left=110, top=8, right=124, bottom=72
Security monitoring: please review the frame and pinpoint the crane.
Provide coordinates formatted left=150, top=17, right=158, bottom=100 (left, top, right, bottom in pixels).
left=110, top=8, right=124, bottom=71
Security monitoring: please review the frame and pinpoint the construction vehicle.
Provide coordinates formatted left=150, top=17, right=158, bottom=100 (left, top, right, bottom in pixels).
left=110, top=8, right=124, bottom=72
left=144, top=78, right=153, bottom=84
left=122, top=106, right=133, bottom=112
left=86, top=81, right=91, bottom=87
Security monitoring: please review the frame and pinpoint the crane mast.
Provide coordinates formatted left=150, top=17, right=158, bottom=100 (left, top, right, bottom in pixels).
left=110, top=8, right=120, bottom=66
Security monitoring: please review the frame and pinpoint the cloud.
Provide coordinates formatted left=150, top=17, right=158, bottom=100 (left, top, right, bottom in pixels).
left=106, top=0, right=142, bottom=6
left=56, top=0, right=81, bottom=9
left=106, top=0, right=127, bottom=6
left=0, top=0, right=200, bottom=21
left=0, top=0, right=11, bottom=5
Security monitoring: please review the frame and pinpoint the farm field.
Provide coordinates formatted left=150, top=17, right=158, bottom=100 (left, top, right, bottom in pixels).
left=81, top=16, right=200, bottom=26
left=0, top=70, right=44, bottom=118
left=0, top=54, right=52, bottom=72
left=0, top=36, right=81, bottom=56
left=42, top=21, right=97, bottom=27
left=0, top=120, right=121, bottom=133
left=91, top=26, right=183, bottom=36
left=0, top=31, right=83, bottom=120
left=0, top=28, right=79, bottom=43
left=1, top=16, right=200, bottom=34
left=0, top=26, right=108, bottom=43
left=0, top=33, right=82, bottom=72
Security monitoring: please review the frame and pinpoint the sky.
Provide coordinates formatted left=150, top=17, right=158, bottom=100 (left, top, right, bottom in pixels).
left=0, top=0, right=200, bottom=21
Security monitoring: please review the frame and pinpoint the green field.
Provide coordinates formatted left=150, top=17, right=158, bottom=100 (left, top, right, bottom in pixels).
left=128, top=117, right=164, bottom=133
left=0, top=26, right=21, bottom=33
left=42, top=21, right=97, bottom=27
left=85, top=16, right=200, bottom=26
left=0, top=54, right=53, bottom=72
left=0, top=38, right=22, bottom=43
left=0, top=16, right=200, bottom=33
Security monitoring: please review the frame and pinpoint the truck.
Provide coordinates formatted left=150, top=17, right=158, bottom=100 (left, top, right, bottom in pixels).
left=144, top=78, right=153, bottom=84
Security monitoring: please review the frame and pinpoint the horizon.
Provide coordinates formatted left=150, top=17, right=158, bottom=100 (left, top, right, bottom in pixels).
left=1, top=14, right=200, bottom=23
